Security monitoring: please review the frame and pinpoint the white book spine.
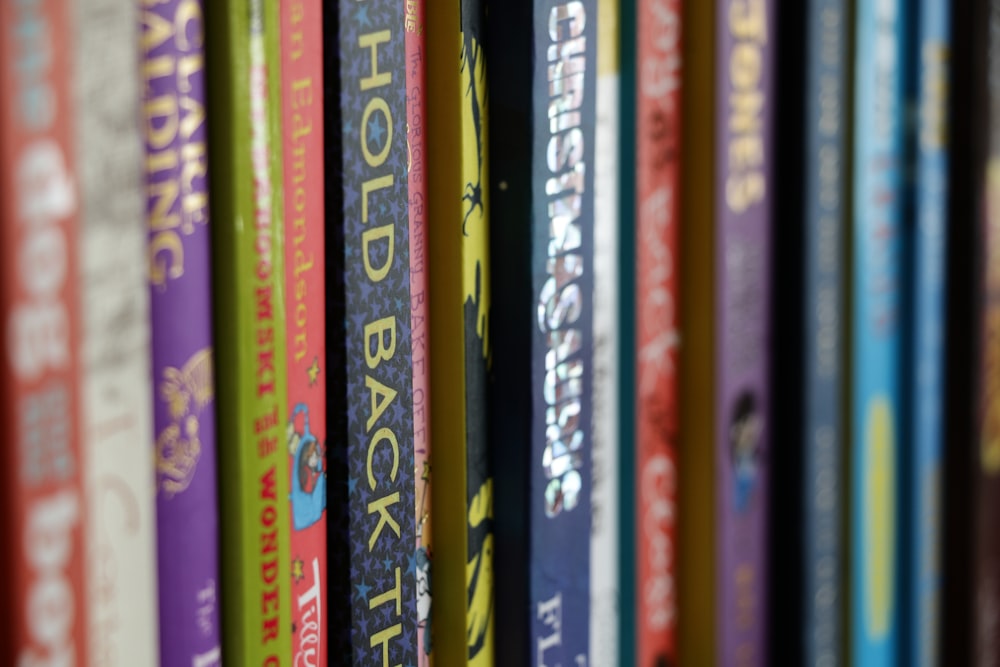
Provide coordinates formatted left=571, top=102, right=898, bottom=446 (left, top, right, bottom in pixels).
left=591, top=2, right=621, bottom=661
left=74, top=1, right=161, bottom=664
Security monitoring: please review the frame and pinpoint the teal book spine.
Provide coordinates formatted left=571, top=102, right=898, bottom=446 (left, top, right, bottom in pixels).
left=617, top=1, right=637, bottom=665
left=850, top=0, right=910, bottom=664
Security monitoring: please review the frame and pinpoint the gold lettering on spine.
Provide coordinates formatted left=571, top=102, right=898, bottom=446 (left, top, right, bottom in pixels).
left=150, top=232, right=184, bottom=284
left=143, top=0, right=208, bottom=288
left=368, top=493, right=402, bottom=550
left=725, top=0, right=767, bottom=213
left=363, top=226, right=395, bottom=281
left=358, top=30, right=392, bottom=90
left=355, top=20, right=404, bottom=660
left=367, top=428, right=400, bottom=490
left=362, top=98, right=394, bottom=166
left=289, top=72, right=313, bottom=363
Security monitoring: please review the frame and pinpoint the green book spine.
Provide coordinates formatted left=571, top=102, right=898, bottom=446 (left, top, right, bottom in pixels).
left=206, top=0, right=293, bottom=664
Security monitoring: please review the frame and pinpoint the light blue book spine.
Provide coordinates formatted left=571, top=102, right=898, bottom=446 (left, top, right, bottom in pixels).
left=851, top=0, right=908, bottom=664
left=911, top=1, right=949, bottom=665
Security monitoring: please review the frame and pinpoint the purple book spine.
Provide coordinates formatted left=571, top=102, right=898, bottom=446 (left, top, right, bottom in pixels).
left=143, top=3, right=222, bottom=666
left=714, top=1, right=776, bottom=665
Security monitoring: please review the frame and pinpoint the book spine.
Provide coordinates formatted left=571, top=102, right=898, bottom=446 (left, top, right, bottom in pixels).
left=941, top=1, right=980, bottom=663
left=802, top=0, right=849, bottom=665
left=912, top=0, right=949, bottom=664
left=714, top=0, right=776, bottom=664
left=591, top=0, right=621, bottom=664
left=76, top=0, right=160, bottom=664
left=635, top=0, right=682, bottom=664
left=677, top=1, right=716, bottom=663
left=617, top=1, right=639, bottom=664
left=976, top=2, right=1000, bottom=661
left=142, top=2, right=222, bottom=665
left=279, top=0, right=328, bottom=665
left=851, top=0, right=908, bottom=663
left=425, top=1, right=494, bottom=665
left=404, top=0, right=433, bottom=664
left=0, top=0, right=87, bottom=664
left=330, top=2, right=417, bottom=663
left=207, top=0, right=293, bottom=661
left=531, top=1, right=597, bottom=663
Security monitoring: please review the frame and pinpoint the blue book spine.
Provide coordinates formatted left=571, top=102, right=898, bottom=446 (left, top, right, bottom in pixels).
left=911, top=1, right=949, bottom=665
left=803, top=0, right=849, bottom=665
left=530, top=1, right=597, bottom=663
left=851, top=0, right=909, bottom=664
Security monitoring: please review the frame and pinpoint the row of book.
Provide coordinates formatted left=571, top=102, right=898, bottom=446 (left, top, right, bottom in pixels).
left=3, top=0, right=999, bottom=666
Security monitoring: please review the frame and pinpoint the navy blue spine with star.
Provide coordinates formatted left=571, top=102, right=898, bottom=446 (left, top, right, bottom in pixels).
left=323, top=1, right=417, bottom=665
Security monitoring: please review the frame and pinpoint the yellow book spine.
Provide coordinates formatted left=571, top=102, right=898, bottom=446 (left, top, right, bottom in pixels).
left=427, top=3, right=494, bottom=667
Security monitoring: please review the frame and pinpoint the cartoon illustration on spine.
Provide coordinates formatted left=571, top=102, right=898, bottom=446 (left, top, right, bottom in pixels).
left=729, top=390, right=762, bottom=513
left=415, top=460, right=432, bottom=656
left=156, top=348, right=214, bottom=497
left=460, top=0, right=494, bottom=661
left=288, top=402, right=326, bottom=530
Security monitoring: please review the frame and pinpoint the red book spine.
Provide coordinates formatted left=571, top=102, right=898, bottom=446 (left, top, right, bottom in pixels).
left=635, top=0, right=683, bottom=664
left=280, top=0, right=327, bottom=664
left=0, top=1, right=87, bottom=664
left=405, top=1, right=432, bottom=663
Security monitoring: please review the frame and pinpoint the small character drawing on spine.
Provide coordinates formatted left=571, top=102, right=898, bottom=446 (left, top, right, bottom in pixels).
left=415, top=458, right=433, bottom=657
left=730, top=390, right=762, bottom=513
left=415, top=545, right=432, bottom=654
left=288, top=402, right=327, bottom=530
left=156, top=348, right=214, bottom=497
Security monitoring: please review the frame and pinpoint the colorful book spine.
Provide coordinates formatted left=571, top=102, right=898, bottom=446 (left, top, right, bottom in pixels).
left=802, top=0, right=849, bottom=664
left=912, top=0, right=950, bottom=664
left=488, top=0, right=598, bottom=663
left=404, top=0, right=434, bottom=664
left=976, top=1, right=1000, bottom=660
left=279, top=0, right=328, bottom=664
left=142, top=1, right=222, bottom=665
left=326, top=2, right=418, bottom=663
left=0, top=1, right=86, bottom=664
left=715, top=0, right=776, bottom=663
left=76, top=0, right=160, bottom=663
left=206, top=0, right=293, bottom=662
left=426, top=1, right=494, bottom=665
left=592, top=0, right=621, bottom=663
left=851, top=0, right=909, bottom=663
left=634, top=0, right=682, bottom=665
